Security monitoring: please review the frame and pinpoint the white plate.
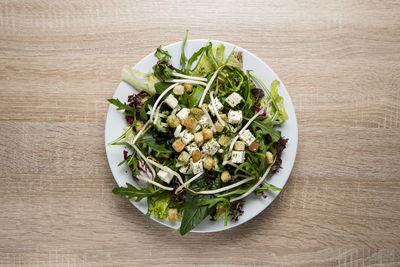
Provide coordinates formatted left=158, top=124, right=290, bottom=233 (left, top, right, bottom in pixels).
left=105, top=39, right=298, bottom=233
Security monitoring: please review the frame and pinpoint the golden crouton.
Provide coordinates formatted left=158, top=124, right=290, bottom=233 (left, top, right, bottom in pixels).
left=249, top=142, right=260, bottom=152
left=203, top=156, right=215, bottom=170
left=265, top=151, right=274, bottom=164
left=221, top=170, right=231, bottom=182
left=167, top=115, right=181, bottom=128
left=172, top=139, right=185, bottom=152
left=173, top=85, right=185, bottom=95
left=218, top=135, right=231, bottom=147
left=135, top=121, right=144, bottom=132
left=234, top=141, right=245, bottom=151
left=190, top=108, right=204, bottom=120
left=183, top=115, right=197, bottom=129
left=168, top=208, right=178, bottom=221
left=215, top=121, right=225, bottom=133
left=192, top=150, right=202, bottom=163
left=183, top=83, right=193, bottom=93
left=202, top=128, right=213, bottom=140
left=220, top=113, right=227, bottom=121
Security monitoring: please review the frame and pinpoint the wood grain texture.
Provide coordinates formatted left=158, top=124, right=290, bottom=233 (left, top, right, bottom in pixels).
left=1, top=0, right=400, bottom=266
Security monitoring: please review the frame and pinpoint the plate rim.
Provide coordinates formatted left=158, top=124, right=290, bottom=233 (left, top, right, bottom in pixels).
left=105, top=39, right=298, bottom=233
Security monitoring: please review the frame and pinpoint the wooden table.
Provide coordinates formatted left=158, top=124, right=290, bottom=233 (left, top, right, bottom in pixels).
left=1, top=0, right=399, bottom=266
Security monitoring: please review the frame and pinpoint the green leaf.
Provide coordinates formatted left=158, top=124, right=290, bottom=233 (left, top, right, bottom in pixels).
left=180, top=192, right=212, bottom=235
left=256, top=181, right=282, bottom=192
left=121, top=66, right=158, bottom=95
left=154, top=82, right=172, bottom=94
left=251, top=117, right=281, bottom=144
left=107, top=124, right=134, bottom=145
left=136, top=134, right=172, bottom=153
left=180, top=29, right=189, bottom=72
left=151, top=191, right=171, bottom=219
left=180, top=177, right=213, bottom=235
left=112, top=183, right=161, bottom=202
left=154, top=46, right=171, bottom=62
left=191, top=43, right=216, bottom=76
left=187, top=46, right=207, bottom=73
left=270, top=80, right=288, bottom=122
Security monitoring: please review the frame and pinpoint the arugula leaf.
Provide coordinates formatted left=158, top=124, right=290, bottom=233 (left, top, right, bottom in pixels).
left=108, top=98, right=136, bottom=119
left=257, top=182, right=282, bottom=192
left=251, top=117, right=281, bottom=144
left=112, top=183, right=161, bottom=202
left=136, top=133, right=172, bottom=153
left=180, top=29, right=189, bottom=72
left=107, top=124, right=134, bottom=146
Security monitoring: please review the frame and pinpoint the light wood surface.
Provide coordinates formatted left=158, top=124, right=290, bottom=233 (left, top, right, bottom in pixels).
left=1, top=0, right=400, bottom=266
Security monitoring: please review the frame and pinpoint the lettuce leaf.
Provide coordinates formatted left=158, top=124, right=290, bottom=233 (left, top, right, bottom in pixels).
left=270, top=80, right=288, bottom=122
left=121, top=66, right=158, bottom=95
left=151, top=191, right=171, bottom=219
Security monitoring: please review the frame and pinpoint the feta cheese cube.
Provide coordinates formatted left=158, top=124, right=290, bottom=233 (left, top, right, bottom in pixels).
left=190, top=159, right=203, bottom=174
left=209, top=98, right=224, bottom=116
left=202, top=138, right=220, bottom=156
left=165, top=94, right=178, bottom=109
left=179, top=129, right=194, bottom=144
left=239, top=129, right=255, bottom=146
left=157, top=170, right=173, bottom=184
left=198, top=115, right=210, bottom=128
left=225, top=92, right=243, bottom=108
left=176, top=108, right=190, bottom=123
left=231, top=151, right=245, bottom=164
left=228, top=110, right=242, bottom=124
left=185, top=142, right=198, bottom=155
left=194, top=124, right=201, bottom=132
left=174, top=125, right=182, bottom=138
left=179, top=166, right=189, bottom=174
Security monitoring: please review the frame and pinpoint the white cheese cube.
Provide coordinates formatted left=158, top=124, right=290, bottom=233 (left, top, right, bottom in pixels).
left=194, top=124, right=201, bottom=132
left=190, top=159, right=203, bottom=174
left=228, top=110, right=242, bottom=124
left=174, top=124, right=182, bottom=138
left=231, top=151, right=245, bottom=163
left=165, top=94, right=178, bottom=109
left=185, top=142, right=198, bottom=155
left=176, top=108, right=190, bottom=123
left=179, top=129, right=194, bottom=144
left=157, top=170, right=173, bottom=184
left=179, top=166, right=189, bottom=174
left=202, top=138, right=220, bottom=156
left=198, top=115, right=210, bottom=128
left=209, top=98, right=224, bottom=116
left=225, top=92, right=243, bottom=108
left=239, top=129, right=256, bottom=146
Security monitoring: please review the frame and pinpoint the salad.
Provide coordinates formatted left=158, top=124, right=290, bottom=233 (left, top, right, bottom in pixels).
left=108, top=31, right=288, bottom=235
